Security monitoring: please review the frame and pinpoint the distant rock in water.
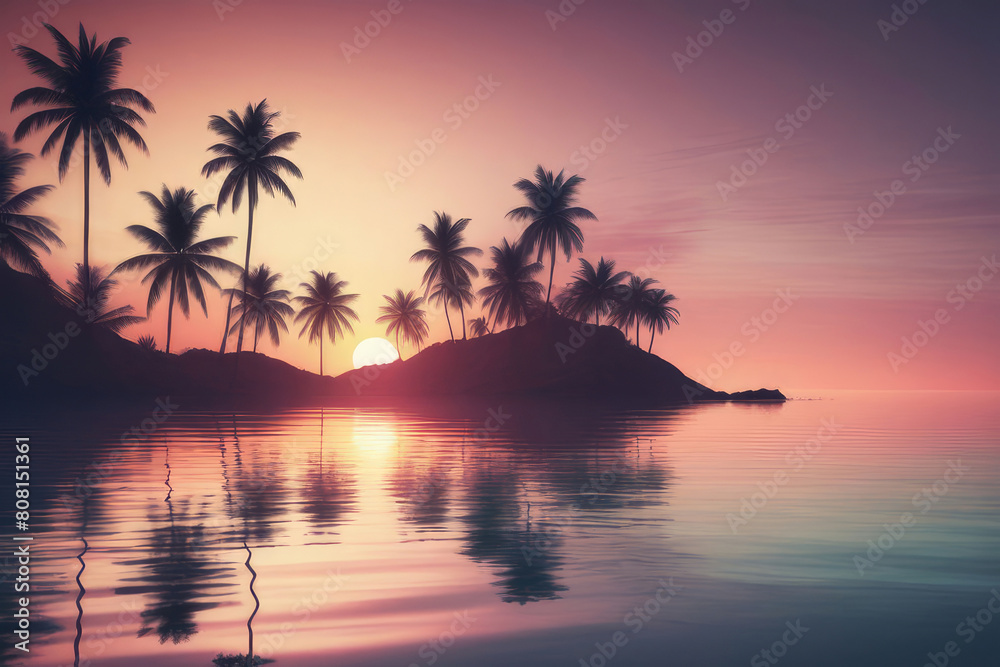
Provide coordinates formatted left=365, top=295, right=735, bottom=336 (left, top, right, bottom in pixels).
left=0, top=263, right=784, bottom=404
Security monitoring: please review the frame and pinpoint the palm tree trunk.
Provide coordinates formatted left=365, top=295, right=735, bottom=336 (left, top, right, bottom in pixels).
left=236, top=194, right=255, bottom=354
left=648, top=329, right=654, bottom=353
left=458, top=299, right=467, bottom=340
left=395, top=331, right=402, bottom=361
left=165, top=272, right=177, bottom=354
left=82, top=131, right=91, bottom=303
left=319, top=328, right=324, bottom=376
left=544, top=245, right=556, bottom=311
left=243, top=543, right=258, bottom=667
left=442, top=302, right=455, bottom=341
left=253, top=320, right=260, bottom=353
left=635, top=313, right=641, bottom=349
left=220, top=290, right=235, bottom=353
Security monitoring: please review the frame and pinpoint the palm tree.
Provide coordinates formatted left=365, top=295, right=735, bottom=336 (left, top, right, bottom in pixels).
left=114, top=186, right=241, bottom=353
left=223, top=264, right=293, bottom=353
left=478, top=237, right=543, bottom=330
left=506, top=165, right=597, bottom=308
left=610, top=275, right=658, bottom=349
left=468, top=317, right=490, bottom=338
left=376, top=289, right=428, bottom=360
left=428, top=278, right=475, bottom=342
left=60, top=263, right=144, bottom=333
left=202, top=100, right=302, bottom=354
left=643, top=289, right=679, bottom=353
left=0, top=133, right=62, bottom=278
left=12, top=23, right=154, bottom=295
left=294, top=271, right=359, bottom=376
left=410, top=212, right=482, bottom=340
left=555, top=257, right=627, bottom=325
left=137, top=334, right=157, bottom=351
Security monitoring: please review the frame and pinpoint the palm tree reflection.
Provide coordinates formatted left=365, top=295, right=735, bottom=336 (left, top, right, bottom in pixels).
left=227, top=422, right=287, bottom=544
left=301, top=409, right=357, bottom=532
left=460, top=464, right=567, bottom=604
left=384, top=401, right=678, bottom=604
left=72, top=496, right=92, bottom=667
left=115, top=446, right=235, bottom=644
left=388, top=452, right=452, bottom=529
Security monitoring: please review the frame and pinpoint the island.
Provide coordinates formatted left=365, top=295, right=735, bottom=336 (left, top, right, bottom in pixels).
left=2, top=262, right=784, bottom=405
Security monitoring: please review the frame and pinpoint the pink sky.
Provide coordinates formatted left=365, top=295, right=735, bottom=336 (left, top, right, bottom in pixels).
left=2, top=0, right=997, bottom=391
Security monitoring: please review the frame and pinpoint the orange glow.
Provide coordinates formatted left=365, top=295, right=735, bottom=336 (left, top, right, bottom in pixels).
left=1, top=1, right=996, bottom=390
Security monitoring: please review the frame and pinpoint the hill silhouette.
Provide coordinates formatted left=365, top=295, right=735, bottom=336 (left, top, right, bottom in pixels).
left=336, top=316, right=782, bottom=403
left=1, top=264, right=783, bottom=404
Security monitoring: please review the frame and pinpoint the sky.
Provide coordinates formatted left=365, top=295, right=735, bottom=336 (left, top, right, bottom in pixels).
left=1, top=0, right=997, bottom=392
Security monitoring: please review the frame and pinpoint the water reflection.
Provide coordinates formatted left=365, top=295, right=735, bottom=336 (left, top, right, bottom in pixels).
left=72, top=538, right=87, bottom=667
left=388, top=455, right=452, bottom=529
left=244, top=543, right=260, bottom=666
left=114, top=447, right=236, bottom=644
left=6, top=394, right=1000, bottom=667
left=0, top=399, right=756, bottom=664
left=301, top=410, right=357, bottom=533
left=225, top=420, right=290, bottom=544
left=460, top=462, right=568, bottom=604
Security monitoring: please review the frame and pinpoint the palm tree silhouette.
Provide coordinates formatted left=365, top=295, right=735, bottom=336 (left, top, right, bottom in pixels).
left=137, top=334, right=157, bottom=351
left=223, top=264, right=294, bottom=353
left=506, top=165, right=597, bottom=309
left=643, top=288, right=679, bottom=353
left=59, top=263, right=144, bottom=333
left=556, top=257, right=628, bottom=325
left=12, top=23, right=154, bottom=296
left=114, top=186, right=241, bottom=353
left=376, top=289, right=429, bottom=360
left=429, top=277, right=475, bottom=341
left=610, top=275, right=658, bottom=349
left=410, top=212, right=482, bottom=341
left=202, top=100, right=302, bottom=355
left=478, top=237, right=543, bottom=330
left=294, top=271, right=359, bottom=376
left=0, top=133, right=62, bottom=278
left=468, top=316, right=490, bottom=338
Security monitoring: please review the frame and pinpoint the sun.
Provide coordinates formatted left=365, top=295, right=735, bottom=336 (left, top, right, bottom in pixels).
left=352, top=337, right=400, bottom=369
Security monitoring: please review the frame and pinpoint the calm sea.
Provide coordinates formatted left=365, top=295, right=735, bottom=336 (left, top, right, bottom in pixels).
left=1, top=390, right=998, bottom=666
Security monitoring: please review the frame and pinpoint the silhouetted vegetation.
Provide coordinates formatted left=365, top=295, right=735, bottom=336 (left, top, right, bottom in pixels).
left=4, top=21, right=682, bottom=372
left=12, top=23, right=153, bottom=298
left=202, top=100, right=301, bottom=354
left=224, top=264, right=294, bottom=353
left=478, top=237, right=544, bottom=330
left=59, top=263, right=144, bottom=332
left=376, top=288, right=429, bottom=360
left=294, top=271, right=359, bottom=375
left=411, top=212, right=483, bottom=341
left=0, top=133, right=61, bottom=278
left=114, top=186, right=241, bottom=353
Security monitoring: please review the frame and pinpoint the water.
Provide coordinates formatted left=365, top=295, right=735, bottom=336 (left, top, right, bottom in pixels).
left=1, top=391, right=998, bottom=666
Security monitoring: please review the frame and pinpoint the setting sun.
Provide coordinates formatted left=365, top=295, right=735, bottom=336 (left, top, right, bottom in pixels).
left=352, top=337, right=400, bottom=369
left=1, top=2, right=999, bottom=666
